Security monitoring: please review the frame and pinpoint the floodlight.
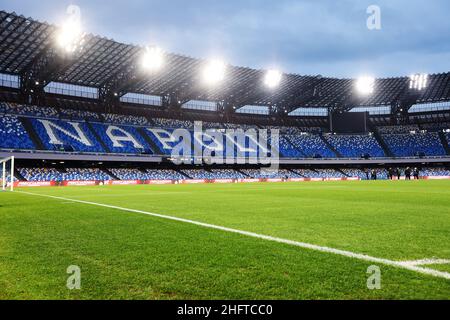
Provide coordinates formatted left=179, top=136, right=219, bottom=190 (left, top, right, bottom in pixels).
left=203, top=59, right=226, bottom=84
left=56, top=18, right=83, bottom=53
left=141, top=46, right=164, bottom=71
left=409, top=73, right=428, bottom=90
left=355, top=76, right=375, bottom=95
left=264, top=69, right=282, bottom=88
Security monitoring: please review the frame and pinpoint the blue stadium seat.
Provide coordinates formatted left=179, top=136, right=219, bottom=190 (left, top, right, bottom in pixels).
left=90, top=123, right=152, bottom=154
left=382, top=132, right=445, bottom=156
left=30, top=118, right=105, bottom=153
left=0, top=115, right=35, bottom=150
left=324, top=134, right=385, bottom=157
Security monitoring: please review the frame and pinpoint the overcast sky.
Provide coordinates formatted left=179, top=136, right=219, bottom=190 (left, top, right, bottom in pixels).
left=1, top=0, right=449, bottom=78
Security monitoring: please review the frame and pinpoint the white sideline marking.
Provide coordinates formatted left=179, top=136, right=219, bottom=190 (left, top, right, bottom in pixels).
left=398, top=259, right=450, bottom=267
left=16, top=190, right=450, bottom=281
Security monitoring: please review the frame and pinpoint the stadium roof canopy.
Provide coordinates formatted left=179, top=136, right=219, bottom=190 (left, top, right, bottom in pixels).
left=1, top=10, right=450, bottom=114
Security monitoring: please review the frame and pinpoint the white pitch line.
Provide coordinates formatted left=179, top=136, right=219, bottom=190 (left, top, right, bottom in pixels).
left=398, top=258, right=450, bottom=267
left=16, top=190, right=450, bottom=281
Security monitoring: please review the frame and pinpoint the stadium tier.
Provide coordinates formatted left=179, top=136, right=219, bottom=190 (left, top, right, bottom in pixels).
left=324, top=134, right=385, bottom=157
left=381, top=132, right=445, bottom=157
left=2, top=103, right=450, bottom=159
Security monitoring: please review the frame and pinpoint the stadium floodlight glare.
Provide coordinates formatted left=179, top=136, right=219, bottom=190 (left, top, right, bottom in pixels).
left=56, top=18, right=83, bottom=53
left=355, top=76, right=375, bottom=95
left=264, top=69, right=282, bottom=88
left=141, top=46, right=164, bottom=72
left=203, top=59, right=226, bottom=85
left=409, top=73, right=428, bottom=90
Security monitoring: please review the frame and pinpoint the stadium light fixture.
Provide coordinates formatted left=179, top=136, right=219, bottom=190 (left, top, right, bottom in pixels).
left=141, top=46, right=164, bottom=72
left=56, top=18, right=83, bottom=53
left=264, top=69, right=282, bottom=88
left=355, top=76, right=375, bottom=95
left=409, top=73, right=428, bottom=90
left=203, top=59, right=226, bottom=85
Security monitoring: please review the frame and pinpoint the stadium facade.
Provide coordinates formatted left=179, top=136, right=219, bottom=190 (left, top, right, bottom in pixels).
left=1, top=10, right=450, bottom=187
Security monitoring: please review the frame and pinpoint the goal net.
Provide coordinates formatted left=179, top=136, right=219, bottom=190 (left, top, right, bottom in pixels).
left=1, top=156, right=15, bottom=192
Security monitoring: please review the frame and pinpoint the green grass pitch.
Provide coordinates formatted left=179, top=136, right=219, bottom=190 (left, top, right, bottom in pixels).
left=0, top=180, right=449, bottom=299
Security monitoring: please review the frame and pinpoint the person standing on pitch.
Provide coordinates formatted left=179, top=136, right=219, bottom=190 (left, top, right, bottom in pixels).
left=396, top=168, right=401, bottom=180
left=413, top=168, right=419, bottom=179
left=388, top=168, right=393, bottom=180
left=405, top=167, right=411, bottom=180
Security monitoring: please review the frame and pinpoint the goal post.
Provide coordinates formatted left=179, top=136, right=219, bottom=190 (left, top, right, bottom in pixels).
left=1, top=156, right=15, bottom=192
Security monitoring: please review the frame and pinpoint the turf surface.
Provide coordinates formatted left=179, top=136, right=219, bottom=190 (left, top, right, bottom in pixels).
left=0, top=180, right=449, bottom=299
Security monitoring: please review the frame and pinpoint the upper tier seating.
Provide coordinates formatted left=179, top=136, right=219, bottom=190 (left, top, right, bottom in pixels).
left=382, top=132, right=445, bottom=157
left=223, top=123, right=259, bottom=130
left=420, top=122, right=450, bottom=131
left=152, top=118, right=193, bottom=129
left=278, top=136, right=304, bottom=158
left=90, top=123, right=151, bottom=154
left=1, top=102, right=449, bottom=159
left=287, top=134, right=336, bottom=158
left=377, top=125, right=420, bottom=134
left=324, top=134, right=385, bottom=157
left=0, top=115, right=35, bottom=150
left=60, top=109, right=101, bottom=121
left=31, top=118, right=105, bottom=153
left=1, top=102, right=58, bottom=118
left=102, top=113, right=150, bottom=126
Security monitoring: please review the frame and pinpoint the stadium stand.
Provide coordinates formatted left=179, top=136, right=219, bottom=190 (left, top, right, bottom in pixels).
left=341, top=169, right=368, bottom=179
left=102, top=113, right=150, bottom=126
left=30, top=118, right=105, bottom=153
left=60, top=109, right=101, bottom=121
left=109, top=168, right=154, bottom=180
left=209, top=169, right=247, bottom=179
left=145, top=169, right=186, bottom=180
left=287, top=134, right=336, bottom=158
left=0, top=168, right=17, bottom=182
left=1, top=102, right=58, bottom=118
left=324, top=134, right=385, bottom=157
left=180, top=169, right=216, bottom=179
left=291, top=169, right=324, bottom=178
left=18, top=167, right=111, bottom=181
left=0, top=115, right=35, bottom=150
left=381, top=132, right=445, bottom=157
left=377, top=125, right=420, bottom=134
left=278, top=136, right=304, bottom=158
left=19, top=167, right=61, bottom=181
left=240, top=168, right=302, bottom=179
left=90, top=123, right=151, bottom=154
left=64, top=168, right=112, bottom=181
left=152, top=118, right=193, bottom=129
left=1, top=101, right=450, bottom=160
left=421, top=167, right=450, bottom=176
left=314, top=169, right=347, bottom=178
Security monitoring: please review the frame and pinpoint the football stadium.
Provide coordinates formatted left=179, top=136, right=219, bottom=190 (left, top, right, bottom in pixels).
left=0, top=3, right=449, bottom=304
